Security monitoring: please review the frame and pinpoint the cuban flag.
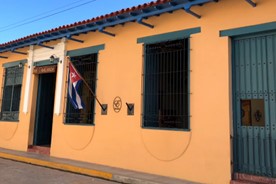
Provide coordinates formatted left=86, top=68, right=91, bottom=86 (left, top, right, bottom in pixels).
left=68, top=62, right=85, bottom=109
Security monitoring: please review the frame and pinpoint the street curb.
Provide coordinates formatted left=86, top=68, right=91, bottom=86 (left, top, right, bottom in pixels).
left=113, top=175, right=160, bottom=184
left=0, top=151, right=197, bottom=184
left=0, top=152, right=113, bottom=181
left=0, top=152, right=164, bottom=184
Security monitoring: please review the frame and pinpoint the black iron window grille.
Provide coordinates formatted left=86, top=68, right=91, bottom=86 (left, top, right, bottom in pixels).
left=0, top=66, right=24, bottom=121
left=64, top=54, right=98, bottom=125
left=142, top=39, right=189, bottom=130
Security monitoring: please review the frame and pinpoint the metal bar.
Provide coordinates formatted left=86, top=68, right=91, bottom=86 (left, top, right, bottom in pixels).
left=98, top=28, right=115, bottom=37
left=9, top=79, right=15, bottom=113
left=11, top=49, right=27, bottom=55
left=137, top=18, right=154, bottom=29
left=0, top=56, right=8, bottom=59
left=245, top=0, right=257, bottom=7
left=184, top=8, right=201, bottom=19
left=37, top=42, right=54, bottom=49
left=66, top=35, right=84, bottom=43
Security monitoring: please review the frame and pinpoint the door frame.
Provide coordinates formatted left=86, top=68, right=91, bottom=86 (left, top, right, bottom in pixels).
left=32, top=65, right=57, bottom=146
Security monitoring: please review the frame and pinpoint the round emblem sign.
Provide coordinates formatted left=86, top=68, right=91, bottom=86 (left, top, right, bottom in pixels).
left=113, top=96, right=122, bottom=113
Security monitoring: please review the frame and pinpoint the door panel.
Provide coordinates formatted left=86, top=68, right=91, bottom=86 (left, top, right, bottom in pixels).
left=233, top=33, right=276, bottom=177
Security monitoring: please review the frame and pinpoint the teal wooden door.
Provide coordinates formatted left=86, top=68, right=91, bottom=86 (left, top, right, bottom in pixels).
left=233, top=32, right=276, bottom=177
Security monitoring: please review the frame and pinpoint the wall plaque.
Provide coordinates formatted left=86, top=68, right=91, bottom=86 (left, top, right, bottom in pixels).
left=113, top=96, right=122, bottom=113
left=33, top=65, right=57, bottom=74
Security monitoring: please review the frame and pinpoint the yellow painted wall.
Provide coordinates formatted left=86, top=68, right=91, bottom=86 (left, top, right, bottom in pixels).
left=1, top=0, right=276, bottom=183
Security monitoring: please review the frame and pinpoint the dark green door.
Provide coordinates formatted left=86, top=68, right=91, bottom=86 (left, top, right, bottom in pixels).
left=33, top=72, right=56, bottom=146
left=232, top=32, right=276, bottom=177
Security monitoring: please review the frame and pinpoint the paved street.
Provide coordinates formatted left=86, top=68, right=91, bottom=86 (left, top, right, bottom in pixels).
left=0, top=158, right=120, bottom=184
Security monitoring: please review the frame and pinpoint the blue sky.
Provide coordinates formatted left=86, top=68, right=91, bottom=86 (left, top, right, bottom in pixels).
left=0, top=0, right=151, bottom=44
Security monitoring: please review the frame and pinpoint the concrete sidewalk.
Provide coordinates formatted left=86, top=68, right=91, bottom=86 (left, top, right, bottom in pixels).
left=0, top=148, right=197, bottom=184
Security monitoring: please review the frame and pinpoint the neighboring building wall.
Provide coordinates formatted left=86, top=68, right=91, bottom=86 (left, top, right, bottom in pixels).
left=0, top=0, right=275, bottom=183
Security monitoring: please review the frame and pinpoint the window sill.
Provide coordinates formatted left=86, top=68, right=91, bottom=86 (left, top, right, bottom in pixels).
left=142, top=126, right=190, bottom=132
left=63, top=123, right=95, bottom=126
left=0, top=120, right=19, bottom=123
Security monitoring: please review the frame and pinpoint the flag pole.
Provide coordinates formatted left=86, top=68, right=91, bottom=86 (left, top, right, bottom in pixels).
left=67, top=56, right=106, bottom=111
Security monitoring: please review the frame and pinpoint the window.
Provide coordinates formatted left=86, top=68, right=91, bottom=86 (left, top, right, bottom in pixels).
left=0, top=66, right=24, bottom=121
left=64, top=54, right=98, bottom=124
left=241, top=99, right=265, bottom=126
left=142, top=39, right=189, bottom=130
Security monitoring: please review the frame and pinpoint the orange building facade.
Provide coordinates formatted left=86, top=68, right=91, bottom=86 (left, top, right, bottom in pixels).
left=0, top=0, right=275, bottom=183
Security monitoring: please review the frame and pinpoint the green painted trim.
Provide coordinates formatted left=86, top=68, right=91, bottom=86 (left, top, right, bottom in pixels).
left=33, top=59, right=59, bottom=66
left=2, top=59, right=27, bottom=68
left=220, top=21, right=276, bottom=37
left=141, top=44, right=146, bottom=129
left=187, top=39, right=191, bottom=131
left=67, top=44, right=105, bottom=57
left=137, top=27, right=201, bottom=44
left=92, top=53, right=99, bottom=125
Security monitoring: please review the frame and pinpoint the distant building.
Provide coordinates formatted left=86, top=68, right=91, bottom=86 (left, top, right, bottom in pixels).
left=0, top=0, right=275, bottom=183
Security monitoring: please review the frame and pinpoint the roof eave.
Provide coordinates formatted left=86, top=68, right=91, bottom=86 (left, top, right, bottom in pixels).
left=0, top=0, right=217, bottom=53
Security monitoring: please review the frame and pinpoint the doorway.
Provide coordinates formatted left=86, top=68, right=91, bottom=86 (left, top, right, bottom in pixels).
left=232, top=32, right=276, bottom=177
left=33, top=72, right=56, bottom=146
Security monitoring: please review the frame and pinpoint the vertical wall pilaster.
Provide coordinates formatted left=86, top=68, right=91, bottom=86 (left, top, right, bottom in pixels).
left=54, top=38, right=67, bottom=115
left=23, top=45, right=34, bottom=114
